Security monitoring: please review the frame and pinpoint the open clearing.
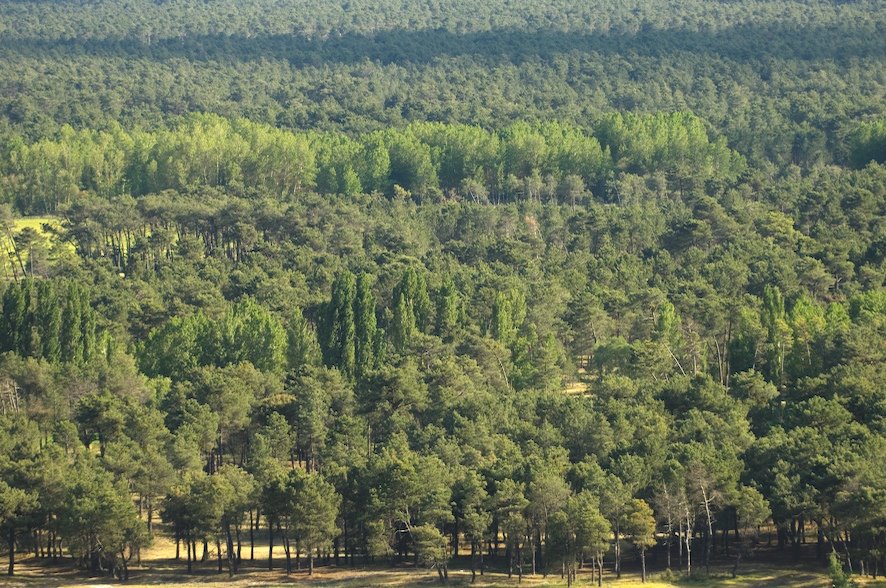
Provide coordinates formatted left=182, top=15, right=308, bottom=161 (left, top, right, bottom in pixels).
left=4, top=545, right=886, bottom=588
left=3, top=516, right=884, bottom=587
left=0, top=216, right=63, bottom=276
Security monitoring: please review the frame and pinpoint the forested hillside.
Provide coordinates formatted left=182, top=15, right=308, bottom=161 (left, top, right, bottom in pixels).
left=0, top=0, right=883, bottom=585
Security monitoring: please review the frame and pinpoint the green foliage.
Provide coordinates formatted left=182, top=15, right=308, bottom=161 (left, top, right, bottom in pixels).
left=848, top=118, right=886, bottom=168
left=0, top=1, right=884, bottom=583
left=321, top=271, right=356, bottom=377
left=828, top=552, right=854, bottom=588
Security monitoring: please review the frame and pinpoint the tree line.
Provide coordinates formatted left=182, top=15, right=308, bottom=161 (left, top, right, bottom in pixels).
left=0, top=113, right=746, bottom=214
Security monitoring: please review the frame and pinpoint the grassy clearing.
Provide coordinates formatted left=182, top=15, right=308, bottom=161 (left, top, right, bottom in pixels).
left=0, top=216, right=63, bottom=278
left=563, top=366, right=591, bottom=395
left=6, top=521, right=883, bottom=587
left=6, top=548, right=885, bottom=588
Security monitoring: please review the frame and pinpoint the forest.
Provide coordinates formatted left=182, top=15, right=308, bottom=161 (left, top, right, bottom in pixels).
left=0, top=0, right=884, bottom=586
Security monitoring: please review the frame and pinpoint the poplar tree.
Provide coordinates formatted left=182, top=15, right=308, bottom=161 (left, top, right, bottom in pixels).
left=18, top=280, right=34, bottom=357
left=354, top=274, right=377, bottom=379
left=434, top=277, right=459, bottom=342
left=321, top=272, right=356, bottom=378
left=762, top=285, right=791, bottom=384
left=391, top=267, right=432, bottom=352
left=286, top=309, right=321, bottom=372
left=0, top=284, right=25, bottom=354
left=36, top=281, right=61, bottom=362
left=60, top=284, right=84, bottom=364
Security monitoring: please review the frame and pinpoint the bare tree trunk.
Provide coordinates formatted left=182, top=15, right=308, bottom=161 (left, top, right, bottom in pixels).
left=186, top=534, right=193, bottom=574
left=268, top=519, right=274, bottom=571
left=702, top=485, right=714, bottom=575
left=250, top=511, right=255, bottom=561
left=8, top=526, right=15, bottom=576
left=684, top=507, right=693, bottom=577
left=641, top=547, right=647, bottom=582
left=282, top=523, right=291, bottom=575
left=615, top=522, right=621, bottom=578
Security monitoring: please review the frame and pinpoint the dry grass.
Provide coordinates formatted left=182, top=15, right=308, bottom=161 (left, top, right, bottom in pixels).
left=563, top=366, right=591, bottom=396
left=5, top=549, right=885, bottom=588
left=0, top=216, right=64, bottom=276
left=4, top=523, right=882, bottom=587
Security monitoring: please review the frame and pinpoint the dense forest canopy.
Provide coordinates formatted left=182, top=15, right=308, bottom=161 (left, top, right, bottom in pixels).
left=0, top=0, right=883, bottom=585
left=1, top=0, right=884, bottom=169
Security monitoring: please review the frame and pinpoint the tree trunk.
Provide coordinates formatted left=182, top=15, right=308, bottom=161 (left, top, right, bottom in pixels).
left=147, top=498, right=154, bottom=535
left=702, top=485, right=713, bottom=575
left=235, top=524, right=242, bottom=567
left=281, top=523, right=291, bottom=575
left=678, top=520, right=683, bottom=569
left=453, top=519, right=459, bottom=557
left=250, top=511, right=255, bottom=561
left=186, top=534, right=193, bottom=574
left=666, top=514, right=673, bottom=570
left=226, top=525, right=235, bottom=576
left=268, top=519, right=274, bottom=571
left=7, top=526, right=15, bottom=576
left=517, top=539, right=523, bottom=582
left=480, top=539, right=484, bottom=575
left=641, top=547, right=647, bottom=583
left=120, top=550, right=129, bottom=581
left=684, top=512, right=693, bottom=578
left=615, top=523, right=621, bottom=578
